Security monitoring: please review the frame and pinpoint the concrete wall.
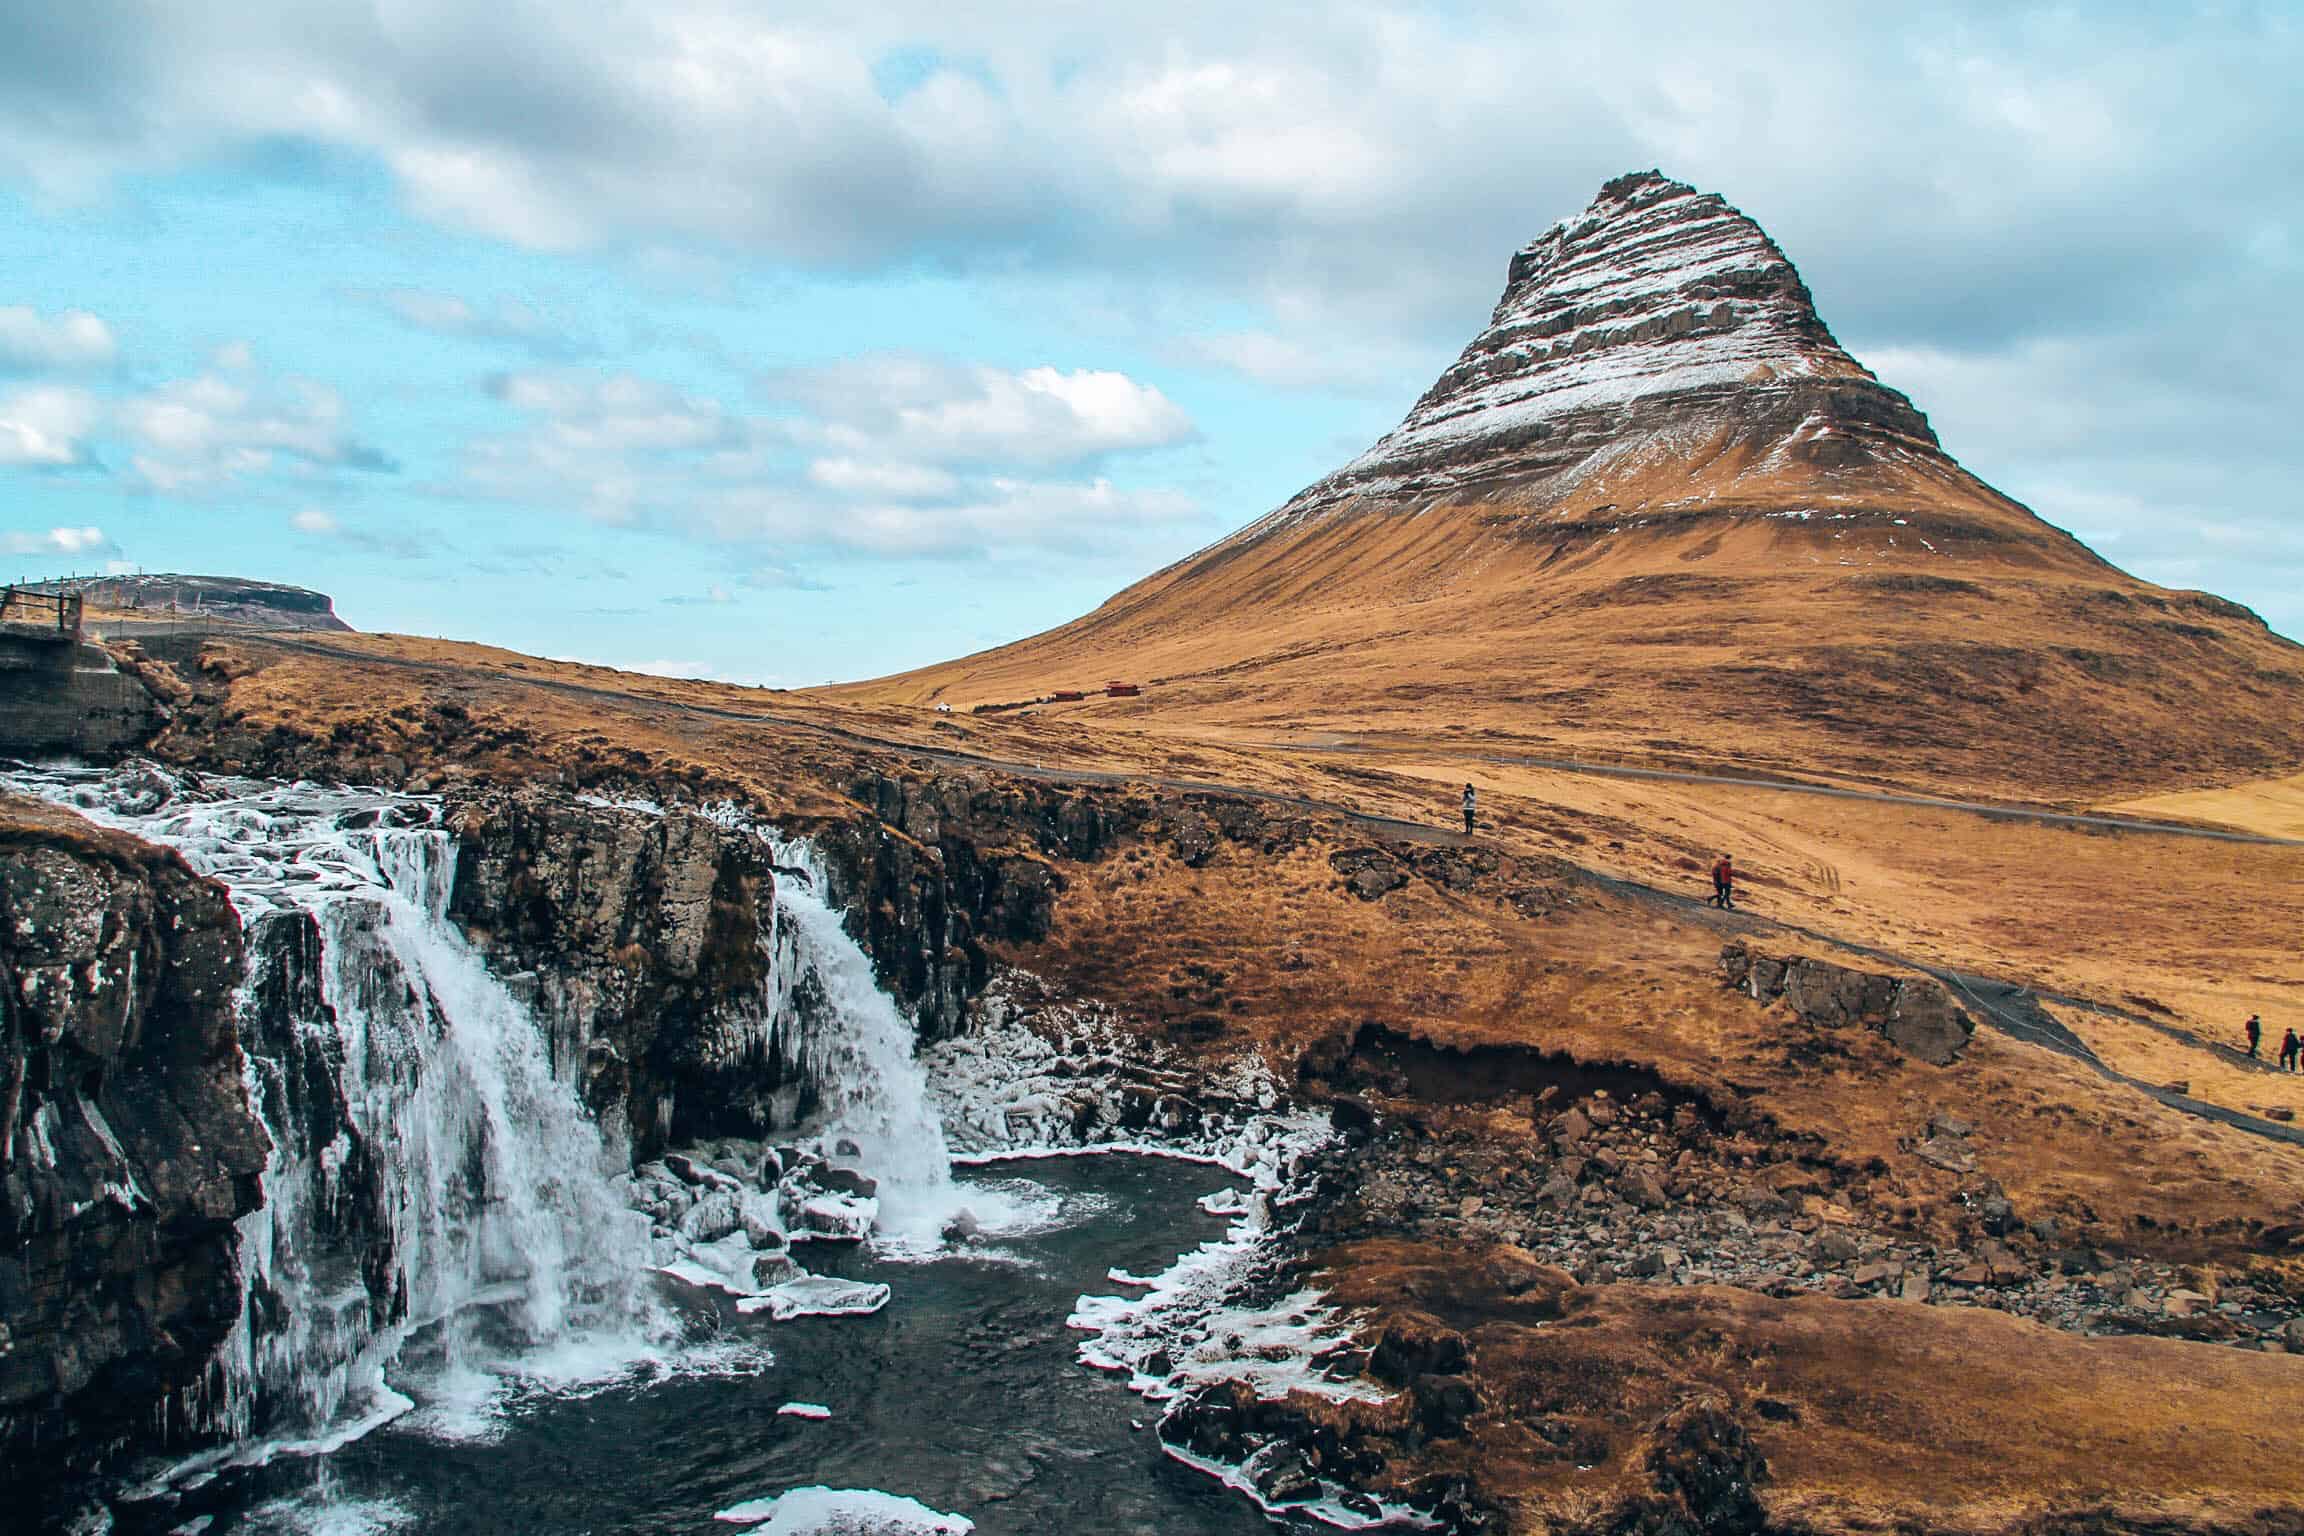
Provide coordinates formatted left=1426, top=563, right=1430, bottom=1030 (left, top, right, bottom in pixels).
left=0, top=633, right=164, bottom=757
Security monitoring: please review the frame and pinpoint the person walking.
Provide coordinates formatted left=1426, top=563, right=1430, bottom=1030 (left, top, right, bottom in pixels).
left=1461, top=783, right=1477, bottom=836
left=1710, top=854, right=1736, bottom=910
left=2281, top=1028, right=2299, bottom=1072
left=2244, top=1014, right=2262, bottom=1059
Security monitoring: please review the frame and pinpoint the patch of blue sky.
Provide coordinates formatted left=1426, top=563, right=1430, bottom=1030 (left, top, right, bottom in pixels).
left=0, top=151, right=1372, bottom=682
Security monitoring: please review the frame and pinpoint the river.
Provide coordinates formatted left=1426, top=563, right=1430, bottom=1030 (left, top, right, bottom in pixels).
left=125, top=1154, right=1283, bottom=1535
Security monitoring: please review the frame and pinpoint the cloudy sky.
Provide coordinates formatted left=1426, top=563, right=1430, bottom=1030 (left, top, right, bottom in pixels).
left=1, top=1, right=2296, bottom=683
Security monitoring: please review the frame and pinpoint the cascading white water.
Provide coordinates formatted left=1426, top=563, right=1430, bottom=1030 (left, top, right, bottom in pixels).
left=5, top=765, right=666, bottom=1462
left=8, top=764, right=993, bottom=1468
left=769, top=871, right=963, bottom=1245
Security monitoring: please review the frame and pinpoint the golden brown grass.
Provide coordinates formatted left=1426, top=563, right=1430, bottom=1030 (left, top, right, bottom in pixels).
left=1321, top=1241, right=2304, bottom=1533
left=2113, top=769, right=2304, bottom=840
left=829, top=443, right=2304, bottom=802
left=148, top=630, right=2304, bottom=1254
left=120, top=627, right=2304, bottom=1532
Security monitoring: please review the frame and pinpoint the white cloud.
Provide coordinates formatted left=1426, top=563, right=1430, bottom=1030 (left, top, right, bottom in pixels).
left=375, top=288, right=571, bottom=353
left=1, top=524, right=117, bottom=558
left=3, top=5, right=2287, bottom=618
left=764, top=356, right=1195, bottom=465
left=0, top=385, right=100, bottom=466
left=465, top=357, right=1203, bottom=556
left=1170, top=327, right=1424, bottom=394
left=118, top=367, right=397, bottom=492
left=807, top=457, right=960, bottom=498
left=285, top=504, right=435, bottom=560
left=0, top=306, right=116, bottom=371
left=701, top=474, right=1200, bottom=557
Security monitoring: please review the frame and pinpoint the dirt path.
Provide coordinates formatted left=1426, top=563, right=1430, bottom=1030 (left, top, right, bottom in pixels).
left=1576, top=867, right=2304, bottom=1149
left=1258, top=737, right=2304, bottom=848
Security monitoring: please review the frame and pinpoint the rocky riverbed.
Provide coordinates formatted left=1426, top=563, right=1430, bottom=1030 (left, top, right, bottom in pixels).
left=1301, top=1082, right=2304, bottom=1353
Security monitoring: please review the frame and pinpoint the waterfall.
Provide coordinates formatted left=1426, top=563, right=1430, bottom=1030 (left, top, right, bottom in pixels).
left=7, top=766, right=667, bottom=1464
left=770, top=867, right=962, bottom=1246
left=6, top=761, right=986, bottom=1484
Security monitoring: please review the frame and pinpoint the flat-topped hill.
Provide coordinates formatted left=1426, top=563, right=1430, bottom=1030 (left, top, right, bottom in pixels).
left=72, top=573, right=351, bottom=632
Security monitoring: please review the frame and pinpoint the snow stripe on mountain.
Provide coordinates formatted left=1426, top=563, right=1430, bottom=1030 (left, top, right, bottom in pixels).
left=1244, top=170, right=1940, bottom=532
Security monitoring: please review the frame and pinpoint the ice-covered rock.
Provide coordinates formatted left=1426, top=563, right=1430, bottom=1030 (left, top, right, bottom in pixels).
left=736, top=1277, right=892, bottom=1321
left=712, top=1486, right=971, bottom=1532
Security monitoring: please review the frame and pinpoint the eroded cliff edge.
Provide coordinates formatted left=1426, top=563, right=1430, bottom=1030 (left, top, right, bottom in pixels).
left=0, top=796, right=268, bottom=1486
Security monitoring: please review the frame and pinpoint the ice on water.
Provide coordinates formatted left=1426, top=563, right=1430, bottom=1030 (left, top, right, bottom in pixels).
left=713, top=1486, right=973, bottom=1533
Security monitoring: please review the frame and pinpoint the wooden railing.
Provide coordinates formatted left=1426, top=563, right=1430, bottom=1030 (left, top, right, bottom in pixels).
left=0, top=585, right=82, bottom=641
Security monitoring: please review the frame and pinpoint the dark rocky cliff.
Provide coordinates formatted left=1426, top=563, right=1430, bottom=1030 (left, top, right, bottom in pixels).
left=433, top=772, right=1121, bottom=1156
left=444, top=789, right=784, bottom=1159
left=812, top=770, right=1118, bottom=1040
left=0, top=636, right=167, bottom=760
left=0, top=797, right=267, bottom=1497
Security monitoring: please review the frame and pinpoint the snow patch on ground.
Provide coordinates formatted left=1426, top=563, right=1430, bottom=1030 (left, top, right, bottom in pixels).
left=1162, top=1442, right=1436, bottom=1532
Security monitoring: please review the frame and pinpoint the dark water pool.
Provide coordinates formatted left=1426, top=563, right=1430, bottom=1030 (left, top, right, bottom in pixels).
left=136, top=1155, right=1294, bottom=1536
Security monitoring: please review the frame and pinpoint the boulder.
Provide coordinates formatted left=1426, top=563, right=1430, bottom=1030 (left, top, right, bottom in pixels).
left=1721, top=941, right=1974, bottom=1064
left=2163, top=1288, right=2211, bottom=1318
left=1413, top=1374, right=1483, bottom=1438
left=816, top=1166, right=880, bottom=1199
left=1811, top=1231, right=1861, bottom=1266
left=1619, top=1170, right=1670, bottom=1210
left=1329, top=848, right=1407, bottom=900
left=679, top=1191, right=743, bottom=1243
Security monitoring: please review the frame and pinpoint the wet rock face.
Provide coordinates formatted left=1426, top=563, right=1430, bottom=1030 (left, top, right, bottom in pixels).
left=1719, top=941, right=1974, bottom=1065
left=811, top=771, right=1125, bottom=1041
left=0, top=810, right=268, bottom=1484
left=443, top=788, right=780, bottom=1158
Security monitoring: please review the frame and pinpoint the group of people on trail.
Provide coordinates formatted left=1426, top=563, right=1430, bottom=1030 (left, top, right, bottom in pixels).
left=1455, top=783, right=1744, bottom=914
left=2248, top=1014, right=2302, bottom=1071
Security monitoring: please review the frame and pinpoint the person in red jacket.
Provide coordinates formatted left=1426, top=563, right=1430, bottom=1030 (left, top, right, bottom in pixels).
left=1710, top=854, right=1736, bottom=910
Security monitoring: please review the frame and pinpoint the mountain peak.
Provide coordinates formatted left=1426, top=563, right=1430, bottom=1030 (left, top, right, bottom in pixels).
left=1266, top=170, right=1941, bottom=523
left=846, top=172, right=2304, bottom=801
